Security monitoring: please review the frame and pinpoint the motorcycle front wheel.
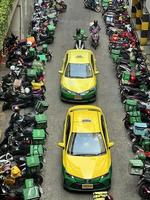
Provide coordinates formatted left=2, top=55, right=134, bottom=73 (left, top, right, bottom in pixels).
left=83, top=0, right=88, bottom=8
left=138, top=182, right=150, bottom=199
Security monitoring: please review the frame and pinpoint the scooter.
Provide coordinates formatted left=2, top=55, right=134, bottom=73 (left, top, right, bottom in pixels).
left=129, top=155, right=150, bottom=199
left=90, top=29, right=100, bottom=49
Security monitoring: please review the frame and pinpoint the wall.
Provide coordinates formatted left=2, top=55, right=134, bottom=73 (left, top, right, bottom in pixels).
left=8, top=0, right=34, bottom=39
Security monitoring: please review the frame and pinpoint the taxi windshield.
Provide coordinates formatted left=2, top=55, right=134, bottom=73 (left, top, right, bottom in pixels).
left=68, top=133, right=106, bottom=156
left=65, top=63, right=93, bottom=78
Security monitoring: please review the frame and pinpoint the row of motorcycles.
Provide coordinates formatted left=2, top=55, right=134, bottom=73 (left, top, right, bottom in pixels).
left=0, top=0, right=67, bottom=199
left=1, top=0, right=67, bottom=111
left=101, top=0, right=150, bottom=199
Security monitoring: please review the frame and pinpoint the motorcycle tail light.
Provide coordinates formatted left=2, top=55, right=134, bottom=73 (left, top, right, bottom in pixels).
left=130, top=74, right=136, bottom=82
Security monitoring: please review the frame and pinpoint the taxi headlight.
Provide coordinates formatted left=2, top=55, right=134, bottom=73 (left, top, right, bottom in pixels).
left=81, top=87, right=96, bottom=95
left=61, top=86, right=74, bottom=94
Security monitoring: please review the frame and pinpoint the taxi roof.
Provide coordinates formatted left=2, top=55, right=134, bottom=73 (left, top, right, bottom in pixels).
left=71, top=109, right=101, bottom=133
left=67, top=49, right=93, bottom=64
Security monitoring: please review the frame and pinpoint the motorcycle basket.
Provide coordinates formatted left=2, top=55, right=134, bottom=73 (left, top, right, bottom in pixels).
left=35, top=100, right=49, bottom=113
left=26, top=155, right=41, bottom=174
left=32, top=129, right=46, bottom=145
left=27, top=69, right=38, bottom=80
left=124, top=99, right=137, bottom=112
left=128, top=159, right=143, bottom=176
left=111, top=49, right=121, bottom=62
left=141, top=140, right=150, bottom=152
left=133, top=122, right=148, bottom=136
left=129, top=111, right=142, bottom=125
left=23, top=185, right=40, bottom=200
left=35, top=114, right=47, bottom=129
left=122, top=71, right=130, bottom=83
left=37, top=54, right=47, bottom=63
left=30, top=145, right=44, bottom=162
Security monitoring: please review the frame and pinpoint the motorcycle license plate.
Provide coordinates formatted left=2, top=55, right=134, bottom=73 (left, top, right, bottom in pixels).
left=74, top=95, right=82, bottom=100
left=82, top=184, right=93, bottom=189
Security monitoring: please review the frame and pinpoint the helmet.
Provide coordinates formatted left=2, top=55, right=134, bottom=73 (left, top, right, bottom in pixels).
left=34, top=3, right=40, bottom=8
left=94, top=20, right=98, bottom=27
left=11, top=166, right=22, bottom=178
left=16, top=50, right=21, bottom=56
left=0, top=144, right=8, bottom=154
left=26, top=41, right=32, bottom=47
left=12, top=105, right=20, bottom=112
left=24, top=87, right=30, bottom=94
left=89, top=22, right=94, bottom=27
left=10, top=65, right=15, bottom=71
left=76, top=28, right=81, bottom=35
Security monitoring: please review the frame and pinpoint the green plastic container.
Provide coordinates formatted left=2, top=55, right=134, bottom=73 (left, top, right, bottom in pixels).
left=125, top=99, right=137, bottom=112
left=32, top=129, right=46, bottom=145
left=129, top=111, right=142, bottom=125
left=35, top=100, right=49, bottom=113
left=129, top=159, right=143, bottom=175
left=122, top=71, right=130, bottom=82
left=23, top=179, right=40, bottom=200
left=29, top=47, right=36, bottom=57
left=26, top=155, right=41, bottom=174
left=37, top=54, right=47, bottom=63
left=142, top=140, right=150, bottom=152
left=30, top=145, right=44, bottom=161
left=35, top=114, right=47, bottom=129
left=32, top=60, right=44, bottom=68
left=47, top=24, right=56, bottom=35
left=25, top=179, right=34, bottom=188
left=27, top=69, right=38, bottom=80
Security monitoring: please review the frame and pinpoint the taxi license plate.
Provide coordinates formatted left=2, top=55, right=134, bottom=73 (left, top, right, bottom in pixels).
left=82, top=184, right=93, bottom=189
left=74, top=95, right=82, bottom=100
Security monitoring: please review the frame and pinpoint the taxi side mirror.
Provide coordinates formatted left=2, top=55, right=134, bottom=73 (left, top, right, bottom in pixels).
left=59, top=70, right=63, bottom=74
left=108, top=141, right=114, bottom=148
left=58, top=142, right=65, bottom=148
left=95, top=70, right=99, bottom=75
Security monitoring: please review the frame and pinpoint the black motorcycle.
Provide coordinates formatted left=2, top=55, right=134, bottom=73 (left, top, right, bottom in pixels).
left=83, top=0, right=101, bottom=12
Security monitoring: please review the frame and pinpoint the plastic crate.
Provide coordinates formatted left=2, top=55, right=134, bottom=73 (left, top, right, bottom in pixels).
left=27, top=69, right=38, bottom=80
left=128, top=159, right=143, bottom=175
left=37, top=54, right=47, bottom=63
left=26, top=155, right=41, bottom=174
left=32, top=129, right=46, bottom=145
left=125, top=99, right=137, bottom=112
left=30, top=145, right=44, bottom=161
left=35, top=114, right=47, bottom=129
left=23, top=186, right=40, bottom=200
left=122, top=71, right=130, bottom=81
left=35, top=100, right=49, bottom=113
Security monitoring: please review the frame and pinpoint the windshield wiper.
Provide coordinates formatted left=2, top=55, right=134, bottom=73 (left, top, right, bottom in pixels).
left=73, top=153, right=97, bottom=156
left=95, top=151, right=106, bottom=155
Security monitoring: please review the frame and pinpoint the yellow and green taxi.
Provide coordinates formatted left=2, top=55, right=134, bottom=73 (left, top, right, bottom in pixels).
left=58, top=105, right=114, bottom=191
left=59, top=49, right=99, bottom=102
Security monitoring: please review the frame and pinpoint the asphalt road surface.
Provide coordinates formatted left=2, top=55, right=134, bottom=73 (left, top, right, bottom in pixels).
left=0, top=0, right=141, bottom=200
